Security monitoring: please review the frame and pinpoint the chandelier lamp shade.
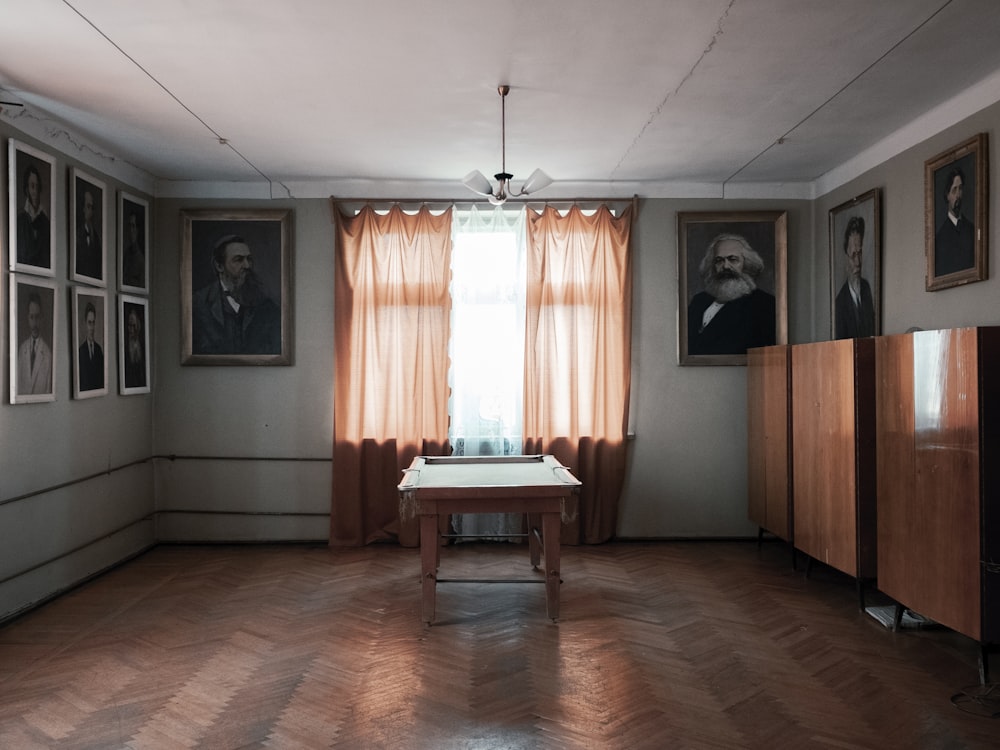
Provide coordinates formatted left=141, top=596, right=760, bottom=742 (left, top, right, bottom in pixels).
left=462, top=85, right=553, bottom=204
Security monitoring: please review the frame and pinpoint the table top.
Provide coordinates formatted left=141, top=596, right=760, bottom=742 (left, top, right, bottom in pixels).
left=398, top=454, right=581, bottom=497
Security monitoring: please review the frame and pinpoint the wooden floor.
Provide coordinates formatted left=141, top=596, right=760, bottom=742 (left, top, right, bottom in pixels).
left=0, top=541, right=997, bottom=749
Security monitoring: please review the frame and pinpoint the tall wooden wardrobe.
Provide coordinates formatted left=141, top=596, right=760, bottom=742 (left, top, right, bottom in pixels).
left=875, top=327, right=1000, bottom=680
left=790, top=339, right=877, bottom=591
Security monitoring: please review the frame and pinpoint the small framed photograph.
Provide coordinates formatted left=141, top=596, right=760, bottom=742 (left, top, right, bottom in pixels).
left=678, top=211, right=787, bottom=366
left=10, top=274, right=58, bottom=403
left=8, top=140, right=56, bottom=276
left=925, top=132, right=988, bottom=291
left=119, top=294, right=150, bottom=395
left=180, top=208, right=291, bottom=365
left=830, top=188, right=881, bottom=340
left=119, top=191, right=149, bottom=293
left=72, top=287, right=109, bottom=399
left=70, top=167, right=107, bottom=286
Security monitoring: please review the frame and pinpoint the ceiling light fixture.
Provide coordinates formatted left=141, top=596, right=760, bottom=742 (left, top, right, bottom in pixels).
left=462, top=85, right=552, bottom=205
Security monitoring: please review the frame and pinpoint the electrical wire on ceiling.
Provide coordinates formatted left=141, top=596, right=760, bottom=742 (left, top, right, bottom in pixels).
left=61, top=0, right=293, bottom=199
left=610, top=0, right=735, bottom=183
left=722, top=0, right=956, bottom=194
left=612, top=0, right=955, bottom=197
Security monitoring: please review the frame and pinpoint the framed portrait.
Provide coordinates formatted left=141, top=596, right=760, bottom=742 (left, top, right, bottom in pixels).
left=830, top=189, right=881, bottom=340
left=119, top=294, right=150, bottom=395
left=70, top=167, right=107, bottom=286
left=119, top=191, right=149, bottom=293
left=678, top=211, right=787, bottom=366
left=8, top=139, right=56, bottom=277
left=180, top=208, right=292, bottom=365
left=72, top=287, right=109, bottom=399
left=9, top=274, right=58, bottom=403
left=925, top=132, right=988, bottom=291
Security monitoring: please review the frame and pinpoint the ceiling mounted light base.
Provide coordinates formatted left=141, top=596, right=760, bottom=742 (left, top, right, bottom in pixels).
left=462, top=85, right=552, bottom=204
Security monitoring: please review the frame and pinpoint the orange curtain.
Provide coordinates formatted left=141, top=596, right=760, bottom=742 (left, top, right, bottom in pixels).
left=523, top=204, right=633, bottom=544
left=331, top=205, right=453, bottom=546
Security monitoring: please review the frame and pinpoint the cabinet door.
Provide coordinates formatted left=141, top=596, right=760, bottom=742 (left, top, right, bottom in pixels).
left=792, top=339, right=875, bottom=577
left=748, top=346, right=790, bottom=540
left=876, top=329, right=981, bottom=639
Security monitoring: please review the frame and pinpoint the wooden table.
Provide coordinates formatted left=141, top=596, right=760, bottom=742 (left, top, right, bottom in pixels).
left=398, top=454, right=581, bottom=624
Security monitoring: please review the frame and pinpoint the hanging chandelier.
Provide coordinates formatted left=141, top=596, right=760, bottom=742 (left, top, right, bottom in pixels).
left=462, top=85, right=553, bottom=205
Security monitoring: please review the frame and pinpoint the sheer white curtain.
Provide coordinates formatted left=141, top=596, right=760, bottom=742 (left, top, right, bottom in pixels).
left=449, top=206, right=527, bottom=540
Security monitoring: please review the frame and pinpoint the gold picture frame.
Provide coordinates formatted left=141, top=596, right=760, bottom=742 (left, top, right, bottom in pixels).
left=925, top=132, right=988, bottom=291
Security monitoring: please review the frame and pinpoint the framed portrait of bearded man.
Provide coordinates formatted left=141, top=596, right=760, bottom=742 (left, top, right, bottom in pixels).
left=678, top=211, right=787, bottom=366
left=924, top=132, right=988, bottom=292
left=180, top=208, right=292, bottom=365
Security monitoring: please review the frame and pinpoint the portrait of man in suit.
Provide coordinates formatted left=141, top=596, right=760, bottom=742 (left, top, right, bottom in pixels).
left=73, top=171, right=105, bottom=282
left=191, top=233, right=281, bottom=356
left=833, top=216, right=876, bottom=339
left=15, top=283, right=56, bottom=400
left=16, top=162, right=52, bottom=269
left=925, top=134, right=986, bottom=291
left=77, top=299, right=105, bottom=393
left=122, top=301, right=148, bottom=391
left=933, top=166, right=975, bottom=277
left=12, top=143, right=55, bottom=272
left=182, top=210, right=290, bottom=365
left=121, top=198, right=147, bottom=290
left=686, top=233, right=776, bottom=357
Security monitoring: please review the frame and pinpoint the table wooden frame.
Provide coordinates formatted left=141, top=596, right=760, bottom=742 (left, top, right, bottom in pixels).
left=398, top=454, right=581, bottom=624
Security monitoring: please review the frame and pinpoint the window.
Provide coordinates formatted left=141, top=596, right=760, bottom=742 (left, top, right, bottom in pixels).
left=448, top=208, right=526, bottom=538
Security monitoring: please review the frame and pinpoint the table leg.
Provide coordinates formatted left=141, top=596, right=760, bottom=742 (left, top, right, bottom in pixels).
left=528, top=512, right=541, bottom=568
left=542, top=511, right=561, bottom=620
left=420, top=513, right=439, bottom=624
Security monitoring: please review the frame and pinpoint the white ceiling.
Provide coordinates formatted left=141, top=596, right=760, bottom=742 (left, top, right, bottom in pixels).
left=2, top=0, right=1000, bottom=199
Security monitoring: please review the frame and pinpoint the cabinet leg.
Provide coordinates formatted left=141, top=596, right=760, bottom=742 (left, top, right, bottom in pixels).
left=980, top=644, right=995, bottom=686
left=892, top=603, right=904, bottom=633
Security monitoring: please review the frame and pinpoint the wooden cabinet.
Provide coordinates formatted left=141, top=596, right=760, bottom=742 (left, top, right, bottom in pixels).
left=747, top=345, right=792, bottom=542
left=875, top=327, right=1000, bottom=646
left=790, top=339, right=877, bottom=581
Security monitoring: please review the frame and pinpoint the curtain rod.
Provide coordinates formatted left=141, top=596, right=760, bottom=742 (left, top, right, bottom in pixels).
left=330, top=196, right=639, bottom=222
left=330, top=195, right=638, bottom=206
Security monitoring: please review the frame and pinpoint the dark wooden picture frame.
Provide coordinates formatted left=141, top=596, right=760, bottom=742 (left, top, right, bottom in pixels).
left=72, top=286, right=108, bottom=399
left=180, top=208, right=291, bottom=365
left=925, top=132, right=988, bottom=291
left=830, top=188, right=881, bottom=340
left=9, top=274, right=58, bottom=403
left=119, top=191, right=149, bottom=293
left=678, top=211, right=787, bottom=366
left=70, top=167, right=107, bottom=286
left=8, top=140, right=56, bottom=277
left=119, top=293, right=150, bottom=395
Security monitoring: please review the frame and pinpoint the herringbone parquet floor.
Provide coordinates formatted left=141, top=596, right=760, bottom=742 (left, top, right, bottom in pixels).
left=0, top=541, right=996, bottom=749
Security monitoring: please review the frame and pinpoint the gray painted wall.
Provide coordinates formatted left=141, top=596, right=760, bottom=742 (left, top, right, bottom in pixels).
left=816, top=101, right=1000, bottom=337
left=0, top=127, right=155, bottom=621
left=3, top=97, right=999, bottom=621
left=151, top=198, right=333, bottom=543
